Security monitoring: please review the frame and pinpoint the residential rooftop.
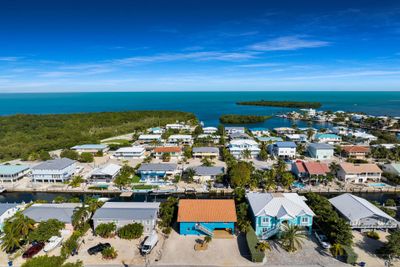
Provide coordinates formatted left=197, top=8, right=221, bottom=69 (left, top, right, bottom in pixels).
left=137, top=163, right=178, bottom=172
left=339, top=162, right=382, bottom=173
left=177, top=199, right=237, bottom=222
left=32, top=158, right=75, bottom=171
left=0, top=165, right=30, bottom=175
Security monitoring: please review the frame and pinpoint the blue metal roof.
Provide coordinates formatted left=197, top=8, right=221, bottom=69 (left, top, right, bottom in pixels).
left=0, top=165, right=29, bottom=175
left=71, top=144, right=108, bottom=150
left=275, top=141, right=297, bottom=148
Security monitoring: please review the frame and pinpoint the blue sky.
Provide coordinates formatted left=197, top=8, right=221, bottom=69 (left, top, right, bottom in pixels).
left=0, top=0, right=400, bottom=92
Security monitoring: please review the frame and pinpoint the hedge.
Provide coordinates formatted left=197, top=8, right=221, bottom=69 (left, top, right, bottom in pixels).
left=343, top=245, right=358, bottom=265
left=246, top=227, right=265, bottom=262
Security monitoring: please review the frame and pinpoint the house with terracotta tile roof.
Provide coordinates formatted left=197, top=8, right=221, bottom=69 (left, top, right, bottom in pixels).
left=341, top=146, right=369, bottom=159
left=337, top=162, right=382, bottom=183
left=153, top=146, right=182, bottom=160
left=177, top=199, right=237, bottom=236
left=292, top=161, right=330, bottom=181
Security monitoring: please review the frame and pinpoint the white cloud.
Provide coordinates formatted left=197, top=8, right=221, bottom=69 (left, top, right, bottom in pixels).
left=248, top=36, right=330, bottom=51
left=0, top=56, right=22, bottom=61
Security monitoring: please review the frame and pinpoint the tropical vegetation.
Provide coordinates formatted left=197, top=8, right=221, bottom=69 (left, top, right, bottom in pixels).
left=219, top=114, right=272, bottom=124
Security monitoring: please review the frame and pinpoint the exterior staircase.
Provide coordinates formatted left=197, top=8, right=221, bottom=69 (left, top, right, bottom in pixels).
left=195, top=223, right=213, bottom=236
left=262, top=226, right=280, bottom=239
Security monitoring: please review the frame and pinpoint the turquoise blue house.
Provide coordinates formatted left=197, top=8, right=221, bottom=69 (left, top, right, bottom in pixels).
left=177, top=199, right=237, bottom=236
left=247, top=193, right=315, bottom=240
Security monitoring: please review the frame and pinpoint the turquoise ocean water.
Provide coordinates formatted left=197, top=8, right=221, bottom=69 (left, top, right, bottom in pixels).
left=0, top=91, right=399, bottom=128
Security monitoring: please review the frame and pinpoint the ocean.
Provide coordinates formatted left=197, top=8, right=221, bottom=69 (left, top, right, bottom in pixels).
left=0, top=91, right=399, bottom=128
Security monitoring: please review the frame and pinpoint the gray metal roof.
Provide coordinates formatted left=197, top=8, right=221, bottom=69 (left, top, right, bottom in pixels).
left=192, top=147, right=219, bottom=154
left=93, top=202, right=160, bottom=221
left=229, top=132, right=251, bottom=139
left=308, top=143, right=334, bottom=150
left=193, top=166, right=224, bottom=176
left=137, top=163, right=177, bottom=172
left=0, top=203, right=19, bottom=215
left=32, top=158, right=76, bottom=171
left=22, top=203, right=81, bottom=223
left=0, top=165, right=29, bottom=175
left=329, top=193, right=397, bottom=223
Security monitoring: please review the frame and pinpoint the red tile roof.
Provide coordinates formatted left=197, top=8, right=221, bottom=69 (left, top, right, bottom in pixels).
left=177, top=199, right=237, bottom=222
left=154, top=146, right=182, bottom=153
left=294, top=161, right=306, bottom=173
left=303, top=161, right=330, bottom=175
left=342, top=146, right=369, bottom=154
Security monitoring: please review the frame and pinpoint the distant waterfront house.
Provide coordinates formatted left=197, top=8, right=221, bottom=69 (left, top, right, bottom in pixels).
left=113, top=146, right=145, bottom=159
left=0, top=203, right=21, bottom=231
left=285, top=134, right=307, bottom=143
left=337, top=162, right=382, bottom=183
left=137, top=163, right=180, bottom=183
left=307, top=143, right=334, bottom=160
left=382, top=163, right=400, bottom=176
left=257, top=136, right=283, bottom=144
left=228, top=139, right=260, bottom=159
left=71, top=144, right=109, bottom=155
left=224, top=127, right=245, bottom=135
left=341, top=145, right=369, bottom=159
left=247, top=192, right=315, bottom=240
left=349, top=131, right=378, bottom=143
left=203, top=126, right=218, bottom=134
left=0, top=165, right=30, bottom=183
left=191, top=166, right=224, bottom=183
left=332, top=126, right=350, bottom=136
left=329, top=194, right=398, bottom=230
left=23, top=203, right=81, bottom=231
left=299, top=108, right=316, bottom=117
left=90, top=163, right=122, bottom=183
left=192, top=147, right=219, bottom=158
left=196, top=134, right=220, bottom=144
left=31, top=158, right=76, bottom=183
left=137, top=134, right=162, bottom=144
left=153, top=146, right=182, bottom=160
left=269, top=142, right=296, bottom=159
left=167, top=134, right=193, bottom=146
left=292, top=161, right=330, bottom=181
left=92, top=202, right=160, bottom=234
left=314, top=133, right=341, bottom=144
left=177, top=199, right=237, bottom=236
left=148, top=127, right=164, bottom=134
left=229, top=132, right=251, bottom=140
left=249, top=127, right=269, bottom=137
left=273, top=127, right=295, bottom=135
left=166, top=123, right=190, bottom=130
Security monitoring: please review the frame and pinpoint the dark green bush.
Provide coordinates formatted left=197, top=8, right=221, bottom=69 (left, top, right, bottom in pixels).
left=343, top=245, right=358, bottom=265
left=246, top=227, right=265, bottom=262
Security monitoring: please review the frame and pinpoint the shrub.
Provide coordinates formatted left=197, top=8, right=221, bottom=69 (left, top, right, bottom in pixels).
left=95, top=223, right=116, bottom=238
left=343, top=245, right=358, bottom=265
left=366, top=231, right=380, bottom=240
left=101, top=246, right=118, bottom=259
left=79, top=152, right=94, bottom=163
left=246, top=227, right=265, bottom=262
left=28, top=219, right=65, bottom=242
left=21, top=255, right=83, bottom=267
left=117, top=223, right=143, bottom=240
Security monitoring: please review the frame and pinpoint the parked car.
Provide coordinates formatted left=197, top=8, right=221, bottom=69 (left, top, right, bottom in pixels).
left=140, top=231, right=158, bottom=255
left=22, top=242, right=45, bottom=258
left=314, top=231, right=331, bottom=249
left=87, top=243, right=111, bottom=255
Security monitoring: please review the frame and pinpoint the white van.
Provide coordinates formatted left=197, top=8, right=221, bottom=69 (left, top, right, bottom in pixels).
left=140, top=231, right=158, bottom=255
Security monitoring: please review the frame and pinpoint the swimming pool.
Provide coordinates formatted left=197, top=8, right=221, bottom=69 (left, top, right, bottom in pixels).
left=369, top=183, right=392, bottom=187
left=292, top=181, right=306, bottom=189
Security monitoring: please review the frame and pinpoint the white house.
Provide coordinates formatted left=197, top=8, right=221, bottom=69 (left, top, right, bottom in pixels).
left=349, top=131, right=378, bottom=143
left=337, top=163, right=382, bottom=183
left=138, top=134, right=162, bottom=144
left=307, top=143, right=334, bottom=160
left=314, top=133, right=341, bottom=144
left=168, top=134, right=193, bottom=146
left=191, top=166, right=224, bottom=183
left=270, top=142, right=297, bottom=159
left=0, top=203, right=22, bottom=231
left=192, top=147, right=219, bottom=158
left=228, top=139, right=260, bottom=159
left=332, top=126, right=350, bottom=136
left=31, top=158, right=76, bottom=183
left=382, top=163, right=400, bottom=176
left=274, top=127, right=295, bottom=135
left=196, top=134, right=220, bottom=144
left=249, top=128, right=269, bottom=137
left=203, top=127, right=218, bottom=134
left=285, top=134, right=307, bottom=143
left=0, top=165, right=30, bottom=184
left=113, top=146, right=145, bottom=159
left=71, top=144, right=109, bottom=155
left=148, top=127, right=164, bottom=134
left=166, top=123, right=190, bottom=131
left=225, top=127, right=245, bottom=135
left=330, top=194, right=398, bottom=230
left=90, top=163, right=122, bottom=183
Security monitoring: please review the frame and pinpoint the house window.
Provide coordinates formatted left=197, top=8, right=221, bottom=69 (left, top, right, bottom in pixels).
left=301, top=217, right=309, bottom=224
left=261, top=217, right=270, bottom=225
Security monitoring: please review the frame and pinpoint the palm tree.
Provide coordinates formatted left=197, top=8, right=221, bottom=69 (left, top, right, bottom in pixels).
left=203, top=236, right=212, bottom=248
left=329, top=162, right=340, bottom=176
left=72, top=204, right=90, bottom=230
left=280, top=224, right=306, bottom=252
left=185, top=168, right=196, bottom=183
left=201, top=157, right=214, bottom=166
left=12, top=212, right=35, bottom=237
left=256, top=241, right=271, bottom=253
left=330, top=243, right=345, bottom=258
left=240, top=149, right=251, bottom=159
left=1, top=213, right=35, bottom=252
left=237, top=220, right=251, bottom=233
left=1, top=226, right=22, bottom=252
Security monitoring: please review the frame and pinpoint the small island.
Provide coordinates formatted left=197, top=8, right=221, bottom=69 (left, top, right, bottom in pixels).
left=237, top=100, right=322, bottom=109
left=219, top=114, right=272, bottom=124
